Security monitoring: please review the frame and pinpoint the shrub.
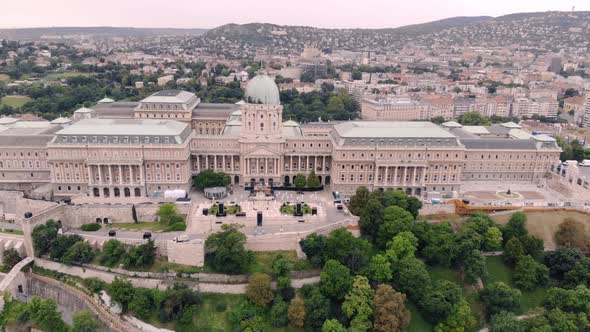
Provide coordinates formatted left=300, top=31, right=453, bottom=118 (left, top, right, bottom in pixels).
left=81, top=223, right=101, bottom=232
left=164, top=222, right=187, bottom=232
left=246, top=273, right=273, bottom=306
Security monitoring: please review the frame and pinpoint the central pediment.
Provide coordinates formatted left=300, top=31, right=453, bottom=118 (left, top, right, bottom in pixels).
left=245, top=145, right=280, bottom=157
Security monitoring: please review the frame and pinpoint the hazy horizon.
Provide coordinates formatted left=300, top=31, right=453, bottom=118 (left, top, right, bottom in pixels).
left=1, top=0, right=590, bottom=30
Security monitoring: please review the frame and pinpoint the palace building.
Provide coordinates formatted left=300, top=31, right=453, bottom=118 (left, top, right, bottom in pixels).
left=0, top=75, right=561, bottom=199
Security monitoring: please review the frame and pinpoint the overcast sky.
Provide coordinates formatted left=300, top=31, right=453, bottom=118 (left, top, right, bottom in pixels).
left=2, top=0, right=589, bottom=29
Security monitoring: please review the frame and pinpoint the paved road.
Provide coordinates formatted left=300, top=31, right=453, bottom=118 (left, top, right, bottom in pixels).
left=68, top=228, right=202, bottom=242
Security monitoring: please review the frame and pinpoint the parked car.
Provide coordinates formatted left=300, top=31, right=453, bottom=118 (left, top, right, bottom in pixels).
left=174, top=235, right=189, bottom=242
left=108, top=230, right=116, bottom=237
left=143, top=232, right=152, bottom=239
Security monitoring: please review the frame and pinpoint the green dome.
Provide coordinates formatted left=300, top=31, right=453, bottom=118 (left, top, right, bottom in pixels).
left=244, top=74, right=281, bottom=105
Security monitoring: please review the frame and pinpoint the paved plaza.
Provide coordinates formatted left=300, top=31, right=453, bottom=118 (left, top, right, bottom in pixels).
left=460, top=181, right=576, bottom=207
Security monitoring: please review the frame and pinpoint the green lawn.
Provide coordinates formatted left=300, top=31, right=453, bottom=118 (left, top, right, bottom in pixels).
left=427, top=264, right=485, bottom=330
left=0, top=229, right=24, bottom=235
left=484, top=256, right=546, bottom=313
left=111, top=222, right=169, bottom=232
left=248, top=251, right=313, bottom=274
left=406, top=301, right=434, bottom=332
left=0, top=95, right=31, bottom=108
left=46, top=72, right=91, bottom=79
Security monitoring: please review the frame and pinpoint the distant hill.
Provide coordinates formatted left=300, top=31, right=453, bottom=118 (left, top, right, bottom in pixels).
left=202, top=11, right=590, bottom=51
left=0, top=26, right=207, bottom=40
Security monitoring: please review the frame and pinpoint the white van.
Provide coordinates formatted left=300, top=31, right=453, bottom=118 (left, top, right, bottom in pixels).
left=580, top=160, right=590, bottom=167
left=174, top=235, right=189, bottom=242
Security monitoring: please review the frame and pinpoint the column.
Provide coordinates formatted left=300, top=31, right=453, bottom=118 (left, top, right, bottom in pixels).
left=290, top=156, right=293, bottom=171
left=265, top=158, right=268, bottom=175
left=256, top=159, right=260, bottom=175
left=412, top=167, right=417, bottom=186
left=97, top=165, right=102, bottom=184
left=231, top=156, right=235, bottom=172
left=421, top=167, right=427, bottom=186
left=196, top=155, right=200, bottom=172
left=298, top=156, right=301, bottom=171
left=86, top=166, right=92, bottom=185
left=402, top=167, right=406, bottom=186
left=323, top=156, right=326, bottom=172
left=306, top=156, right=309, bottom=171
left=205, top=155, right=209, bottom=169
left=139, top=164, right=144, bottom=185
left=119, top=165, right=123, bottom=184
left=384, top=166, right=389, bottom=185
left=222, top=155, right=226, bottom=172
left=129, top=165, right=134, bottom=185
left=214, top=155, right=217, bottom=172
left=373, top=166, right=378, bottom=185
left=108, top=166, right=113, bottom=185
left=393, top=166, right=398, bottom=186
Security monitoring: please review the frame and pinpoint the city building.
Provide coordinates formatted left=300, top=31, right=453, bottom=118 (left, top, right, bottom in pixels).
left=0, top=75, right=561, bottom=200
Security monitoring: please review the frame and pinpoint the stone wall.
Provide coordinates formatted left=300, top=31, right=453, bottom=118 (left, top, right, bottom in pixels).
left=29, top=273, right=135, bottom=332
left=0, top=257, right=32, bottom=311
left=34, top=258, right=320, bottom=294
left=419, top=203, right=456, bottom=216
left=0, top=233, right=26, bottom=263
left=0, top=191, right=24, bottom=221
left=166, top=240, right=205, bottom=267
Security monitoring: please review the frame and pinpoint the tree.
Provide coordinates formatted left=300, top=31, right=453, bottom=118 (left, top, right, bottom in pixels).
left=322, top=319, right=347, bottom=332
left=324, top=228, right=372, bottom=273
left=50, top=234, right=83, bottom=260
left=519, top=235, right=544, bottom=259
left=246, top=273, right=274, bottom=306
left=63, top=241, right=95, bottom=265
left=205, top=224, right=254, bottom=274
left=293, top=174, right=307, bottom=189
left=327, top=95, right=345, bottom=114
left=419, top=222, right=457, bottom=267
left=320, top=259, right=352, bottom=300
left=372, top=284, right=411, bottom=332
left=31, top=220, right=60, bottom=256
left=488, top=311, right=527, bottom=332
left=360, top=198, right=385, bottom=242
left=503, top=237, right=524, bottom=266
left=73, top=310, right=100, bottom=332
left=393, top=257, right=431, bottom=302
left=109, top=277, right=135, bottom=311
left=193, top=169, right=230, bottom=190
left=484, top=226, right=503, bottom=251
left=299, top=233, right=327, bottom=268
left=349, top=186, right=370, bottom=215
left=2, top=248, right=22, bottom=270
left=123, top=240, right=156, bottom=269
left=544, top=248, right=583, bottom=280
left=464, top=249, right=488, bottom=284
left=306, top=170, right=321, bottom=188
left=479, top=282, right=521, bottom=316
left=563, top=257, right=590, bottom=288
left=503, top=212, right=527, bottom=242
left=434, top=299, right=476, bottom=332
left=156, top=203, right=181, bottom=225
left=421, top=280, right=462, bottom=322
left=385, top=231, right=418, bottom=263
left=342, top=276, right=374, bottom=332
left=513, top=255, right=549, bottom=290
left=303, top=286, right=330, bottom=332
left=28, top=297, right=68, bottom=332
left=270, top=297, right=289, bottom=327
left=367, top=254, right=393, bottom=284
left=131, top=204, right=138, bottom=224
left=288, top=295, right=305, bottom=328
left=457, top=111, right=492, bottom=125
left=555, top=218, right=588, bottom=250
left=375, top=206, right=414, bottom=248
left=100, top=239, right=127, bottom=267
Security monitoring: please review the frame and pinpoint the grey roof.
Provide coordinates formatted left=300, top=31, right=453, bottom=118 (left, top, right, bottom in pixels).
left=192, top=103, right=240, bottom=118
left=333, top=121, right=457, bottom=139
left=92, top=102, right=138, bottom=118
left=57, top=118, right=188, bottom=136
left=461, top=138, right=538, bottom=150
left=0, top=135, right=55, bottom=147
left=141, top=90, right=196, bottom=104
left=244, top=75, right=281, bottom=105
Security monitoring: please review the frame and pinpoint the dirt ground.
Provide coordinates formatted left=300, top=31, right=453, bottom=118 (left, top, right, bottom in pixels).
left=492, top=211, right=590, bottom=250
